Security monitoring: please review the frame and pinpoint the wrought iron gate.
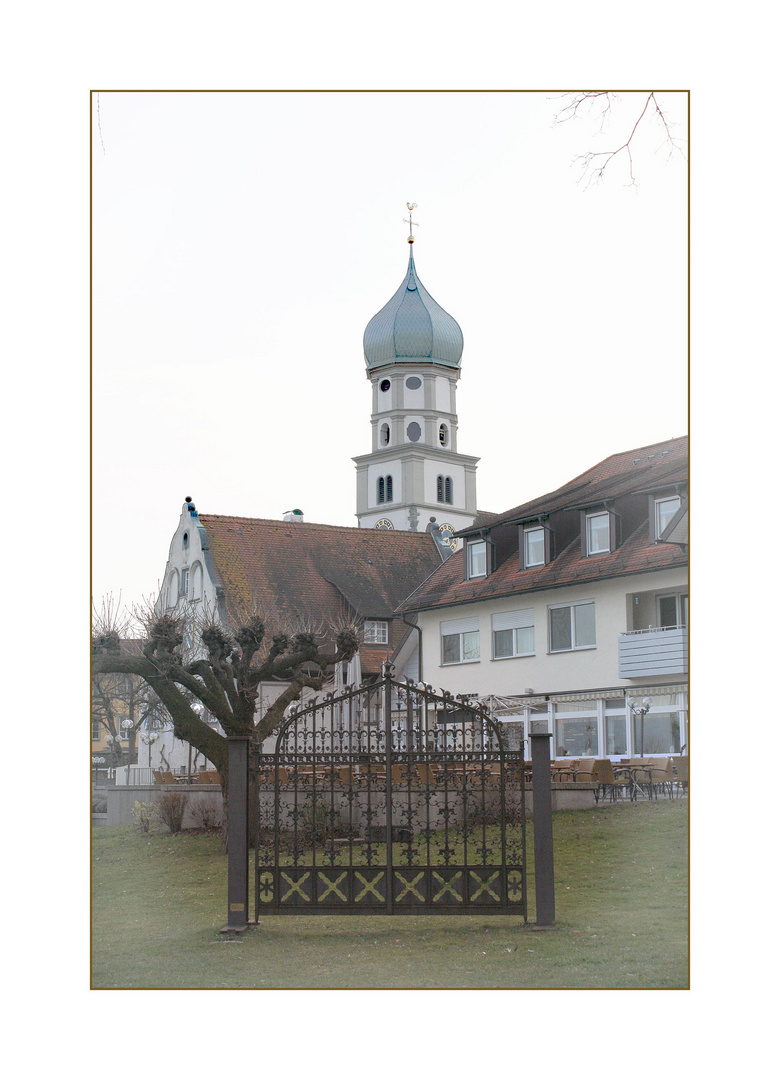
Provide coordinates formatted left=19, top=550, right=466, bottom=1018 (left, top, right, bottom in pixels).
left=253, top=673, right=527, bottom=918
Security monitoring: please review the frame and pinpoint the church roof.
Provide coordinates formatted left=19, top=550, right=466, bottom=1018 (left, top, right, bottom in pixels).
left=363, top=249, right=463, bottom=372
left=196, top=515, right=442, bottom=655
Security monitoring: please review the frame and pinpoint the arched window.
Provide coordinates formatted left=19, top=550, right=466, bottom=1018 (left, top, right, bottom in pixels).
left=192, top=562, right=203, bottom=601
left=439, top=424, right=449, bottom=447
left=386, top=475, right=393, bottom=502
left=377, top=477, right=385, bottom=504
left=437, top=476, right=453, bottom=504
left=380, top=423, right=390, bottom=446
left=167, top=570, right=179, bottom=609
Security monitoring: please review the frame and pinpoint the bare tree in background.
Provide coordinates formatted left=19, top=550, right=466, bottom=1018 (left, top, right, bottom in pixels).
left=92, top=596, right=360, bottom=847
left=554, top=92, right=686, bottom=187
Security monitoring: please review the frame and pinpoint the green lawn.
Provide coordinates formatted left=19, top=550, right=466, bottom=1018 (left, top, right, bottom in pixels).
left=91, top=799, right=688, bottom=988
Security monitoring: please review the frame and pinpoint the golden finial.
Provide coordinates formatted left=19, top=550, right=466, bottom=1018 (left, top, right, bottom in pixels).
left=403, top=202, right=418, bottom=243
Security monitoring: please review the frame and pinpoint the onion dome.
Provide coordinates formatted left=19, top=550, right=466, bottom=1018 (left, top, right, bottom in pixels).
left=363, top=250, right=463, bottom=372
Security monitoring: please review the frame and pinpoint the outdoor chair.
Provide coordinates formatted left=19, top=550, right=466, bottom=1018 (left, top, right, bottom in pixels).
left=593, top=759, right=620, bottom=802
left=551, top=760, right=578, bottom=783
left=574, top=758, right=598, bottom=783
left=647, top=757, right=675, bottom=798
left=673, top=755, right=689, bottom=796
left=158, top=770, right=176, bottom=785
left=415, top=763, right=438, bottom=786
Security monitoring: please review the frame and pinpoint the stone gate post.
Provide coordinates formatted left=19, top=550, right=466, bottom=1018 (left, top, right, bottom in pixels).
left=530, top=723, right=555, bottom=927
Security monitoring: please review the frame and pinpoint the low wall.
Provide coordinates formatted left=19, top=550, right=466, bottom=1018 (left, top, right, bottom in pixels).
left=106, top=784, right=223, bottom=828
left=105, top=781, right=599, bottom=829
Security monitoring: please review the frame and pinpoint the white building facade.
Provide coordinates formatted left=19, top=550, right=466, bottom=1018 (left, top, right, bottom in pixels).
left=397, top=437, right=689, bottom=760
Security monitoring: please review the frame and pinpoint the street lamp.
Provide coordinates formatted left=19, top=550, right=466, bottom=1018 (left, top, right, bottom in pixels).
left=141, top=731, right=158, bottom=771
left=627, top=697, right=652, bottom=757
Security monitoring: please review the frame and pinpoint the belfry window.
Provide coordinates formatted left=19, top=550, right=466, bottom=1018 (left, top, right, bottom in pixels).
left=437, top=475, right=453, bottom=504
left=380, top=423, right=390, bottom=446
left=377, top=476, right=394, bottom=504
left=439, top=424, right=449, bottom=447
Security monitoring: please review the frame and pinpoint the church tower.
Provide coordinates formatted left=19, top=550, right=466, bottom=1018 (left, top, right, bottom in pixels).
left=354, top=211, right=479, bottom=536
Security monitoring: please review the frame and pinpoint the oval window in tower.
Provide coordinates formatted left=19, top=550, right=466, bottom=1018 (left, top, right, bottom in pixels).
left=405, top=376, right=422, bottom=390
left=406, top=422, right=422, bottom=443
left=380, top=379, right=391, bottom=393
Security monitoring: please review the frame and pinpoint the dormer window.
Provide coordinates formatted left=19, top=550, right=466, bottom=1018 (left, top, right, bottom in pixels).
left=364, top=620, right=389, bottom=644
left=465, top=536, right=495, bottom=580
left=586, top=512, right=610, bottom=555
left=654, top=495, right=681, bottom=540
left=468, top=540, right=487, bottom=578
left=580, top=509, right=620, bottom=557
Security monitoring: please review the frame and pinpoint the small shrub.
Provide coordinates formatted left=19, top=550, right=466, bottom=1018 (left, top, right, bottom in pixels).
left=191, top=795, right=221, bottom=830
left=158, top=792, right=189, bottom=834
left=92, top=793, right=107, bottom=814
left=131, top=799, right=157, bottom=833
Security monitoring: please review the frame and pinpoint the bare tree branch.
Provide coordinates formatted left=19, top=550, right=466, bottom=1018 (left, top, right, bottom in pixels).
left=553, top=91, right=686, bottom=187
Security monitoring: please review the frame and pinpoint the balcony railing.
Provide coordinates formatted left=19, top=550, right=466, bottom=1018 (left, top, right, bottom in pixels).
left=618, top=625, right=688, bottom=679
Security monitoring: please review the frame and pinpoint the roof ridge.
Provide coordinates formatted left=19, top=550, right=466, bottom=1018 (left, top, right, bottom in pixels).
left=198, top=514, right=435, bottom=539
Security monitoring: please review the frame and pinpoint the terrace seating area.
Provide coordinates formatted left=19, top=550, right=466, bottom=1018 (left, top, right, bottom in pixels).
left=153, top=769, right=220, bottom=785
left=551, top=756, right=688, bottom=802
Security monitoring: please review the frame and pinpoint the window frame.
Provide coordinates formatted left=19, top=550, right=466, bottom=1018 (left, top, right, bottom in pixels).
left=548, top=599, right=597, bottom=653
left=441, top=625, right=481, bottom=666
left=492, top=609, right=535, bottom=660
left=580, top=508, right=620, bottom=558
left=466, top=539, right=488, bottom=580
left=654, top=494, right=682, bottom=540
left=656, top=592, right=688, bottom=628
left=363, top=619, right=389, bottom=645
left=522, top=525, right=549, bottom=569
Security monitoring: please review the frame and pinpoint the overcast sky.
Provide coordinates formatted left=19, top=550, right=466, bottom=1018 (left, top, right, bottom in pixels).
left=92, top=90, right=687, bottom=611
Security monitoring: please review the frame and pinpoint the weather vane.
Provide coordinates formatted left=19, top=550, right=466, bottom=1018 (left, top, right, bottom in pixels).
left=403, top=202, right=418, bottom=243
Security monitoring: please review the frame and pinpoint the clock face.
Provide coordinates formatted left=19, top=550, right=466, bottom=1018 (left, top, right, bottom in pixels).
left=438, top=523, right=457, bottom=550
left=375, top=518, right=394, bottom=531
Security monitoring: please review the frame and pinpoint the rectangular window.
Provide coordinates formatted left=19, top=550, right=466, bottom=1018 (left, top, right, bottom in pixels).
left=655, top=495, right=681, bottom=539
left=549, top=601, right=596, bottom=652
left=492, top=609, right=534, bottom=659
left=586, top=512, right=610, bottom=555
left=441, top=617, right=480, bottom=665
left=657, top=593, right=688, bottom=628
left=92, top=721, right=102, bottom=741
left=524, top=527, right=545, bottom=567
left=364, top=620, right=388, bottom=644
left=180, top=567, right=189, bottom=596
left=555, top=715, right=598, bottom=757
left=467, top=540, right=487, bottom=579
left=605, top=711, right=628, bottom=756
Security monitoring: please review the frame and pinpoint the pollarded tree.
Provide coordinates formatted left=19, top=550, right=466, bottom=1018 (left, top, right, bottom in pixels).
left=91, top=600, right=359, bottom=846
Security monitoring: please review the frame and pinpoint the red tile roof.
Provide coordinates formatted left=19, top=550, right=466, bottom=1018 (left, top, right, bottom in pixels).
left=457, top=435, right=688, bottom=533
left=400, top=436, right=688, bottom=613
left=197, top=516, right=442, bottom=647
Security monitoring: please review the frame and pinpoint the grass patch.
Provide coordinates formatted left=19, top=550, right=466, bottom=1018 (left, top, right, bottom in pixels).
left=92, top=800, right=687, bottom=988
